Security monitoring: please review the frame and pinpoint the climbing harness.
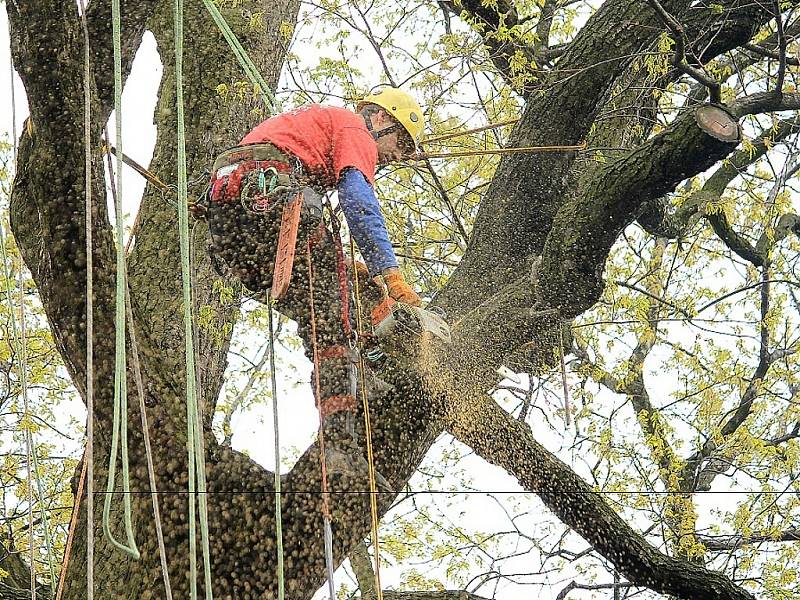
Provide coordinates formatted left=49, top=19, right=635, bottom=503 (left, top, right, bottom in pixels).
left=209, top=144, right=301, bottom=209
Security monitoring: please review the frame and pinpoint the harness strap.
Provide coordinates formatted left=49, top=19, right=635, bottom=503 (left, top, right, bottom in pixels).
left=324, top=203, right=354, bottom=339
left=319, top=394, right=358, bottom=418
left=319, top=345, right=352, bottom=360
left=271, top=191, right=304, bottom=300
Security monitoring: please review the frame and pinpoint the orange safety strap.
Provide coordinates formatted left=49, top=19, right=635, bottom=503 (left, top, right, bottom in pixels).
left=271, top=191, right=304, bottom=300
left=319, top=394, right=358, bottom=419
left=318, top=345, right=351, bottom=360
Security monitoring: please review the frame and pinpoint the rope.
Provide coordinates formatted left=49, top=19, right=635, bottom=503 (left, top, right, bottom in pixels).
left=423, top=118, right=520, bottom=145
left=0, top=222, right=36, bottom=599
left=7, top=44, right=36, bottom=600
left=558, top=324, right=571, bottom=428
left=7, top=46, right=34, bottom=600
left=267, top=297, right=285, bottom=600
left=175, top=0, right=213, bottom=595
left=305, top=241, right=337, bottom=600
left=125, top=276, right=174, bottom=598
left=30, top=441, right=58, bottom=592
left=100, top=0, right=140, bottom=560
left=6, top=53, right=59, bottom=599
left=102, top=124, right=140, bottom=558
left=414, top=142, right=587, bottom=159
left=76, top=0, right=95, bottom=594
left=199, top=0, right=279, bottom=113
left=349, top=239, right=384, bottom=600
left=54, top=452, right=87, bottom=600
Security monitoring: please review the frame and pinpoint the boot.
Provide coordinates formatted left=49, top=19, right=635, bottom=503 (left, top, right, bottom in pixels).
left=322, top=411, right=393, bottom=493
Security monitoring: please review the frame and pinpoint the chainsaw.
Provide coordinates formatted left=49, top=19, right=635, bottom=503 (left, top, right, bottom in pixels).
left=364, top=297, right=451, bottom=365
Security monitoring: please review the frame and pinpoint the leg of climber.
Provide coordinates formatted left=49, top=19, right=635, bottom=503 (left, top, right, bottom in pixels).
left=279, top=223, right=392, bottom=492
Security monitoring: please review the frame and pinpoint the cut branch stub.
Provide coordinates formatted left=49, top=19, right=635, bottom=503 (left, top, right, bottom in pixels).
left=537, top=104, right=743, bottom=317
left=694, top=105, right=742, bottom=143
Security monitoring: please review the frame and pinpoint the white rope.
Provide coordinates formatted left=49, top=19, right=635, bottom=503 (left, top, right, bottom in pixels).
left=125, top=282, right=174, bottom=598
left=7, top=42, right=36, bottom=600
left=76, top=0, right=95, bottom=595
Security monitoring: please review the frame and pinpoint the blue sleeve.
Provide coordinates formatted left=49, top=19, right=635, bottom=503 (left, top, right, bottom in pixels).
left=337, top=168, right=399, bottom=276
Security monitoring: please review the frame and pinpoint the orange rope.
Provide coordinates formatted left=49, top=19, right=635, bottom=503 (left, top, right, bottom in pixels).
left=423, top=118, right=519, bottom=145
left=349, top=238, right=384, bottom=600
left=414, top=141, right=587, bottom=160
left=54, top=449, right=88, bottom=600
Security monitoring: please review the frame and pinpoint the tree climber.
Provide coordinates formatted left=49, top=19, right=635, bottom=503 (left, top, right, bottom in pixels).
left=205, top=87, right=425, bottom=488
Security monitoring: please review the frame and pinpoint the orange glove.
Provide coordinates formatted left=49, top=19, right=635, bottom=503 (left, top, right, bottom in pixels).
left=383, top=272, right=422, bottom=307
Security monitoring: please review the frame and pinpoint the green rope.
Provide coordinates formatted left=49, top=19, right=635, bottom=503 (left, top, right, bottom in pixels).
left=267, top=298, right=285, bottom=600
left=102, top=0, right=140, bottom=560
left=30, top=442, right=58, bottom=592
left=199, top=0, right=280, bottom=113
left=175, top=0, right=214, bottom=597
left=0, top=223, right=59, bottom=596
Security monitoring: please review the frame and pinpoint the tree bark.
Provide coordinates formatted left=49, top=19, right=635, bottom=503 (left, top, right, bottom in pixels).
left=5, top=0, right=790, bottom=598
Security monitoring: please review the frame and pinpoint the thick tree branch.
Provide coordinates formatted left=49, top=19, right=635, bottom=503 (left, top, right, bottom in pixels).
left=443, top=386, right=756, bottom=600
left=7, top=6, right=118, bottom=402
left=731, top=91, right=800, bottom=117
left=637, top=116, right=800, bottom=262
left=538, top=105, right=741, bottom=317
left=438, top=0, right=770, bottom=317
left=699, top=528, right=800, bottom=551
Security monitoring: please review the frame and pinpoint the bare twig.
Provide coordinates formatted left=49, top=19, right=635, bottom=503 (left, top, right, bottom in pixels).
left=556, top=580, right=637, bottom=600
left=646, top=0, right=721, bottom=103
left=773, top=1, right=788, bottom=95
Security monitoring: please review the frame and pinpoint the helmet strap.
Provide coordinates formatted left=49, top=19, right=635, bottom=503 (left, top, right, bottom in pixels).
left=360, top=108, right=400, bottom=141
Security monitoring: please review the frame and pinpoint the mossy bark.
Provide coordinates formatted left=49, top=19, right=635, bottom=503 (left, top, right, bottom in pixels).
left=4, top=0, right=779, bottom=598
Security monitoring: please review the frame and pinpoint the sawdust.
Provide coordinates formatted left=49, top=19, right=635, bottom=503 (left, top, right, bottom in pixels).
left=413, top=332, right=496, bottom=436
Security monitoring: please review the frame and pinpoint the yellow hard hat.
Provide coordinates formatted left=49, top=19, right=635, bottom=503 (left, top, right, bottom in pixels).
left=357, top=87, right=425, bottom=146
